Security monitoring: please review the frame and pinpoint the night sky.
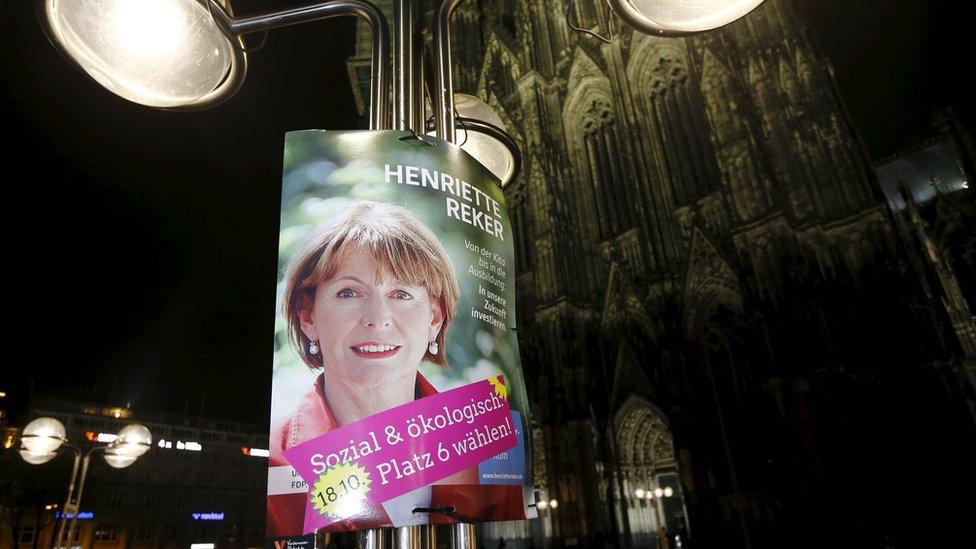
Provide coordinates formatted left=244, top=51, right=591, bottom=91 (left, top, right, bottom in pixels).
left=0, top=0, right=970, bottom=426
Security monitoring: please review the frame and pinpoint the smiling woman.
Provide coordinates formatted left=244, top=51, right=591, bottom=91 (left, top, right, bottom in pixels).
left=268, top=200, right=465, bottom=532
left=283, top=201, right=460, bottom=426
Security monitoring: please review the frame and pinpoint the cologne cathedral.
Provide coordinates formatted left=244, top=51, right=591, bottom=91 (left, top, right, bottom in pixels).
left=350, top=1, right=976, bottom=546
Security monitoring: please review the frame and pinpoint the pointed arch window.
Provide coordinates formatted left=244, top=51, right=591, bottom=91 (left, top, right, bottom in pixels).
left=581, top=100, right=636, bottom=241
left=645, top=57, right=722, bottom=207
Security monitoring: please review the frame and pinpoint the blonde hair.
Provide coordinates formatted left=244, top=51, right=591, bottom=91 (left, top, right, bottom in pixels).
left=283, top=201, right=460, bottom=369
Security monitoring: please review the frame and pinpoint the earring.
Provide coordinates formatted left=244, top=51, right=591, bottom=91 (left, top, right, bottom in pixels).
left=428, top=341, right=439, bottom=355
left=308, top=340, right=319, bottom=355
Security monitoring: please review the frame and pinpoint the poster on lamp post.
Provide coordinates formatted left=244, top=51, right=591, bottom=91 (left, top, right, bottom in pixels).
left=266, top=130, right=534, bottom=538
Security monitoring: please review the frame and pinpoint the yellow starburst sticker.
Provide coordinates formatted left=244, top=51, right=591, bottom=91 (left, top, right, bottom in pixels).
left=310, top=462, right=372, bottom=520
left=488, top=375, right=508, bottom=401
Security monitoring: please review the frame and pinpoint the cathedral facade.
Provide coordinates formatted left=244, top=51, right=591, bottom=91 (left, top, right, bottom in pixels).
left=351, top=1, right=976, bottom=546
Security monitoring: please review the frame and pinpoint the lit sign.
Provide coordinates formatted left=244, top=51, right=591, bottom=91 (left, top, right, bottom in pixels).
left=55, top=511, right=94, bottom=520
left=81, top=406, right=131, bottom=419
left=241, top=447, right=270, bottom=458
left=191, top=512, right=224, bottom=521
left=190, top=544, right=215, bottom=549
left=157, top=439, right=203, bottom=451
left=85, top=432, right=118, bottom=443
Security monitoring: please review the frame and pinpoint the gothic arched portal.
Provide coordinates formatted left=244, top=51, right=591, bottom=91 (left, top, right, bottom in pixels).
left=613, top=396, right=689, bottom=547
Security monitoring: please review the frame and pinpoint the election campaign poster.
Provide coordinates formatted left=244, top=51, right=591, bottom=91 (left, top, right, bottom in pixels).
left=267, top=130, right=534, bottom=538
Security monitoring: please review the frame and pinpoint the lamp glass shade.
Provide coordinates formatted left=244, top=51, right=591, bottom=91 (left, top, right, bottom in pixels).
left=112, top=424, right=152, bottom=457
left=44, top=0, right=238, bottom=107
left=103, top=451, right=138, bottom=468
left=21, top=417, right=66, bottom=454
left=20, top=449, right=58, bottom=465
left=455, top=94, right=516, bottom=185
left=617, top=0, right=765, bottom=34
left=428, top=94, right=517, bottom=186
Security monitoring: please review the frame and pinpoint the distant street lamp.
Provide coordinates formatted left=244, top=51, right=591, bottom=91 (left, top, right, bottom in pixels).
left=535, top=498, right=558, bottom=511
left=19, top=417, right=152, bottom=549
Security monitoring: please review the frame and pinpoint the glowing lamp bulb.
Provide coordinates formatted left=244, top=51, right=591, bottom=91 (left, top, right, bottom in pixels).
left=21, top=417, right=67, bottom=455
left=104, top=451, right=138, bottom=468
left=20, top=449, right=58, bottom=465
left=43, top=0, right=243, bottom=108
left=428, top=94, right=518, bottom=186
left=111, top=424, right=152, bottom=458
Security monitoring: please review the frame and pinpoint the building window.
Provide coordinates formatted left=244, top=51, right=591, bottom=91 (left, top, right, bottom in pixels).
left=132, top=525, right=154, bottom=541
left=18, top=527, right=36, bottom=545
left=580, top=101, right=637, bottom=241
left=199, top=494, right=220, bottom=510
left=139, top=494, right=157, bottom=508
left=94, top=526, right=119, bottom=542
left=163, top=525, right=184, bottom=541
left=192, top=524, right=217, bottom=542
left=200, top=471, right=217, bottom=486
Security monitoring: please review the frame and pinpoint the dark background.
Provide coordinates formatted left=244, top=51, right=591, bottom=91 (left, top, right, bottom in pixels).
left=0, top=0, right=971, bottom=425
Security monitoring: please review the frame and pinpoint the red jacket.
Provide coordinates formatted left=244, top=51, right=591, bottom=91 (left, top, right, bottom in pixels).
left=267, top=374, right=527, bottom=535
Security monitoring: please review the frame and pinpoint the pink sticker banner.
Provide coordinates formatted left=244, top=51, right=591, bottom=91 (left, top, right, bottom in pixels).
left=283, top=376, right=517, bottom=532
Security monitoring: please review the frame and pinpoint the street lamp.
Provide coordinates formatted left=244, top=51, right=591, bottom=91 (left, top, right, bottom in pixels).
left=19, top=417, right=152, bottom=549
left=19, top=416, right=66, bottom=458
left=425, top=94, right=521, bottom=186
left=40, top=0, right=245, bottom=109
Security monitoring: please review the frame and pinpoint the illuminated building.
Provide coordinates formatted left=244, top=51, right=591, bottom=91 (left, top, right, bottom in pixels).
left=4, top=399, right=267, bottom=549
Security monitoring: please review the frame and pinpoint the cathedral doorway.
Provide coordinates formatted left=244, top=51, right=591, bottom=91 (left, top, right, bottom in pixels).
left=614, top=396, right=690, bottom=548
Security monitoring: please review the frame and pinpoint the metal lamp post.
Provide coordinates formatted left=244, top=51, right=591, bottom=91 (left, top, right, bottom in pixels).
left=33, top=0, right=765, bottom=546
left=18, top=417, right=152, bottom=549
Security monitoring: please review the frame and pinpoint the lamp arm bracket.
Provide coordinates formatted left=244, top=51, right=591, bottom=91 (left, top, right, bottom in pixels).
left=432, top=0, right=469, bottom=143
left=206, top=0, right=390, bottom=129
left=567, top=0, right=614, bottom=44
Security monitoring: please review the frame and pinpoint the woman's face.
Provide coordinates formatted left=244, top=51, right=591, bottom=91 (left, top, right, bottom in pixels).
left=300, top=246, right=443, bottom=389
